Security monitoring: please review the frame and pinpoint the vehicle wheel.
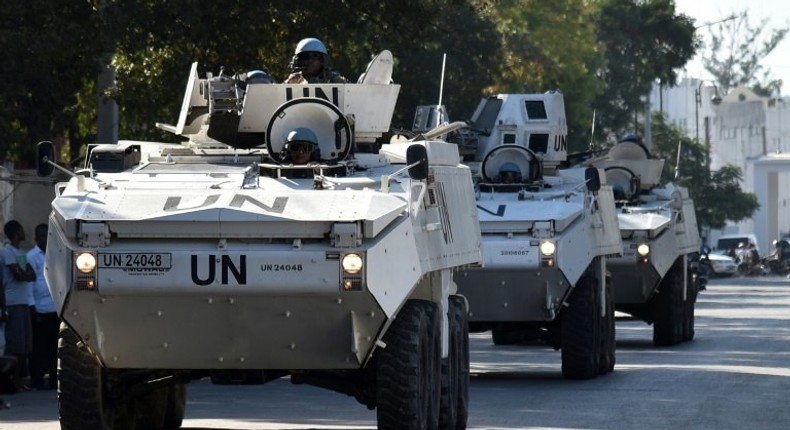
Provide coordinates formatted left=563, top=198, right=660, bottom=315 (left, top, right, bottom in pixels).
left=491, top=326, right=522, bottom=345
left=377, top=299, right=441, bottom=430
left=58, top=323, right=135, bottom=430
left=133, top=389, right=168, bottom=430
left=439, top=295, right=469, bottom=429
left=653, top=259, right=684, bottom=346
left=682, top=268, right=697, bottom=342
left=561, top=275, right=601, bottom=380
left=163, top=383, right=187, bottom=429
left=598, top=277, right=616, bottom=375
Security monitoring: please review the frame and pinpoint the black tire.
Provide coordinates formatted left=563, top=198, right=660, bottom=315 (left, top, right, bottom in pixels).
left=561, top=275, right=601, bottom=380
left=682, top=268, right=697, bottom=342
left=58, top=324, right=134, bottom=430
left=163, top=383, right=187, bottom=429
left=653, top=260, right=685, bottom=346
left=440, top=296, right=469, bottom=430
left=491, top=326, right=522, bottom=345
left=598, top=278, right=616, bottom=375
left=377, top=300, right=441, bottom=430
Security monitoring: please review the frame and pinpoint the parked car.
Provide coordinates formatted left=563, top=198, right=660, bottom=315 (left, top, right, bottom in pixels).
left=704, top=252, right=739, bottom=277
left=715, top=233, right=760, bottom=257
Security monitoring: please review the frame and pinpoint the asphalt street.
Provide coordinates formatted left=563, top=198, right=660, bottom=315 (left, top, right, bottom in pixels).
left=1, top=275, right=789, bottom=429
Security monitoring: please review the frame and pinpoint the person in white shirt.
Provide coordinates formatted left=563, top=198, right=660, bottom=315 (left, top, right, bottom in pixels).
left=2, top=220, right=35, bottom=392
left=27, top=224, right=58, bottom=390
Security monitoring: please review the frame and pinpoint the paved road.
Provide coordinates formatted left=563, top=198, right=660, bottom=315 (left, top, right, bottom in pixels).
left=2, top=276, right=789, bottom=429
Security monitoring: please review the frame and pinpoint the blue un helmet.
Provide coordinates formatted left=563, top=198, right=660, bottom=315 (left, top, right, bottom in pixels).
left=619, top=133, right=642, bottom=144
left=286, top=127, right=319, bottom=150
left=246, top=69, right=273, bottom=84
left=287, top=127, right=318, bottom=145
left=291, top=37, right=329, bottom=70
left=498, top=162, right=522, bottom=183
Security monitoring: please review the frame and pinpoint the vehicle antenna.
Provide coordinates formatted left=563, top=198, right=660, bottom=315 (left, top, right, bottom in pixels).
left=674, top=139, right=682, bottom=180
left=435, top=53, right=447, bottom=128
left=588, top=109, right=596, bottom=153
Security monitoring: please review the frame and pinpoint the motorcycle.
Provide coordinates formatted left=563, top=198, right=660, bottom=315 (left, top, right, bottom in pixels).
left=764, top=257, right=790, bottom=276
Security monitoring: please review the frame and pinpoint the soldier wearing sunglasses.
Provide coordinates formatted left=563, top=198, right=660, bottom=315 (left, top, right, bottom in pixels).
left=285, top=38, right=349, bottom=84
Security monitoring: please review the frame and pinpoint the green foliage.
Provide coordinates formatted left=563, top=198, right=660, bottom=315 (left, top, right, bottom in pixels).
left=484, top=0, right=604, bottom=151
left=649, top=113, right=759, bottom=231
left=101, top=0, right=500, bottom=139
left=701, top=11, right=789, bottom=95
left=592, top=0, right=697, bottom=141
left=0, top=0, right=102, bottom=163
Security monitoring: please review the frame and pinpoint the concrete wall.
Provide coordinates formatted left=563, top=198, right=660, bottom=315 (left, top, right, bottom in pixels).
left=0, top=168, right=56, bottom=252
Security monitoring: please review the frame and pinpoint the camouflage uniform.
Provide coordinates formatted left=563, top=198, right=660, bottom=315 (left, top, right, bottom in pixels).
left=285, top=69, right=349, bottom=84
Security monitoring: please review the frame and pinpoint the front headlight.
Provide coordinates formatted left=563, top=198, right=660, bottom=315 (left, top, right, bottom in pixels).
left=342, top=253, right=363, bottom=275
left=340, top=252, right=365, bottom=292
left=73, top=251, right=97, bottom=290
left=75, top=252, right=97, bottom=273
left=636, top=243, right=650, bottom=264
left=539, top=241, right=556, bottom=267
left=539, top=241, right=556, bottom=256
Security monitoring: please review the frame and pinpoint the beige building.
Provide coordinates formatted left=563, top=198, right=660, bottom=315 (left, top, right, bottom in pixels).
left=651, top=78, right=790, bottom=253
left=0, top=166, right=56, bottom=252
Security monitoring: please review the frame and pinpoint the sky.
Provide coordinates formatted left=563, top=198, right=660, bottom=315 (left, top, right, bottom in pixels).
left=675, top=0, right=790, bottom=95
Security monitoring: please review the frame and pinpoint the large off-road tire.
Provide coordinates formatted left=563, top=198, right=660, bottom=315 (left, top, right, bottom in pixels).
left=491, top=326, right=522, bottom=345
left=377, top=299, right=441, bottom=430
left=561, top=275, right=601, bottom=380
left=653, top=260, right=685, bottom=346
left=682, top=267, right=697, bottom=342
left=598, top=277, right=616, bottom=375
left=163, top=383, right=187, bottom=429
left=439, top=295, right=469, bottom=430
left=58, top=324, right=135, bottom=430
left=58, top=323, right=177, bottom=430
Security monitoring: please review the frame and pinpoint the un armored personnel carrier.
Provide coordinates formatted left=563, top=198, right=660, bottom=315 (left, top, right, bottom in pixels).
left=38, top=51, right=481, bottom=430
left=439, top=91, right=622, bottom=379
left=586, top=135, right=701, bottom=345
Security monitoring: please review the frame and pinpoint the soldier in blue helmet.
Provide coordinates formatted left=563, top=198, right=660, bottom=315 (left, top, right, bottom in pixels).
left=284, top=38, right=349, bottom=84
left=619, top=133, right=642, bottom=144
left=498, top=162, right=522, bottom=184
left=282, top=127, right=321, bottom=165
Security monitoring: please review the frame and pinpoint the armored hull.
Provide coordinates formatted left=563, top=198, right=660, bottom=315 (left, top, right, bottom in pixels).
left=42, top=52, right=481, bottom=430
left=440, top=92, right=623, bottom=379
left=588, top=138, right=700, bottom=345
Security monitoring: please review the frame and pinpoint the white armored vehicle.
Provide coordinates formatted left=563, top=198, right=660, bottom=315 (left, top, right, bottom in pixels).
left=586, top=134, right=700, bottom=345
left=440, top=91, right=623, bottom=379
left=38, top=51, right=481, bottom=430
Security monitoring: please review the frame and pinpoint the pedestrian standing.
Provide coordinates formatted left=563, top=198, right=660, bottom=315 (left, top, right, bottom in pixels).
left=28, top=224, right=58, bottom=390
left=2, top=220, right=36, bottom=391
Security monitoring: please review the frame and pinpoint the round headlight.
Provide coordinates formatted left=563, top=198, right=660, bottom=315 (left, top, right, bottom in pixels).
left=539, top=241, right=556, bottom=256
left=75, top=252, right=97, bottom=273
left=636, top=244, right=650, bottom=257
left=342, top=253, right=363, bottom=275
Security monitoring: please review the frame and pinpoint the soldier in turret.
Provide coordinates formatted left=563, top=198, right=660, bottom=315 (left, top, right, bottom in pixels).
left=498, top=162, right=522, bottom=184
left=284, top=38, right=349, bottom=84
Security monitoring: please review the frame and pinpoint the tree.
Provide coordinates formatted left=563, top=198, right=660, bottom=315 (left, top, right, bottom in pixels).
left=701, top=10, right=789, bottom=96
left=0, top=0, right=102, bottom=164
left=102, top=0, right=500, bottom=139
left=649, top=112, right=759, bottom=232
left=483, top=0, right=604, bottom=152
left=593, top=0, right=697, bottom=142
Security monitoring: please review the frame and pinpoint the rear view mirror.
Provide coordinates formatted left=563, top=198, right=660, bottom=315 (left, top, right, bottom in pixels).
left=406, top=144, right=429, bottom=181
left=585, top=167, right=601, bottom=192
left=37, top=141, right=56, bottom=177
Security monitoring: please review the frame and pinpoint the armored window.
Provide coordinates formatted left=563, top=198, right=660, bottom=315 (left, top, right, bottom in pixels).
left=471, top=98, right=503, bottom=135
left=528, top=134, right=549, bottom=154
left=524, top=101, right=547, bottom=120
left=503, top=133, right=516, bottom=144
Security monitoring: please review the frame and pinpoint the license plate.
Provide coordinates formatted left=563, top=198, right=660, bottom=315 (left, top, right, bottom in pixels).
left=99, top=253, right=172, bottom=269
